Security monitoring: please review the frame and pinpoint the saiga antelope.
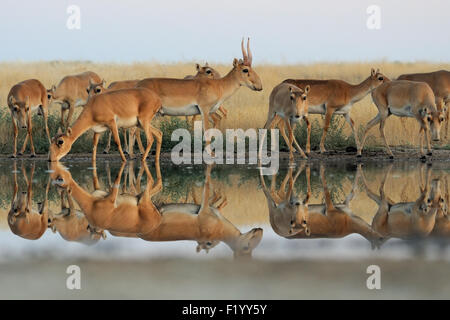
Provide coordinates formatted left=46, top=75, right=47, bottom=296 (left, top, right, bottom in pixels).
left=86, top=79, right=144, bottom=157
left=283, top=68, right=386, bottom=153
left=136, top=38, right=262, bottom=152
left=430, top=174, right=450, bottom=238
left=397, top=70, right=450, bottom=138
left=8, top=79, right=51, bottom=158
left=47, top=189, right=106, bottom=245
left=184, top=63, right=228, bottom=128
left=360, top=163, right=438, bottom=245
left=261, top=83, right=310, bottom=162
left=48, top=71, right=102, bottom=129
left=8, top=162, right=50, bottom=240
left=259, top=162, right=311, bottom=237
left=357, top=80, right=444, bottom=159
left=48, top=87, right=162, bottom=163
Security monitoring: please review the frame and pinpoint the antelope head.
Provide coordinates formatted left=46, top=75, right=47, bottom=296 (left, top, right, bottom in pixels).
left=47, top=85, right=56, bottom=105
left=289, top=85, right=310, bottom=122
left=232, top=38, right=262, bottom=91
left=230, top=228, right=263, bottom=260
left=194, top=62, right=221, bottom=79
left=368, top=68, right=388, bottom=90
left=8, top=95, right=30, bottom=129
left=48, top=128, right=74, bottom=162
left=426, top=109, right=445, bottom=142
left=87, top=79, right=107, bottom=97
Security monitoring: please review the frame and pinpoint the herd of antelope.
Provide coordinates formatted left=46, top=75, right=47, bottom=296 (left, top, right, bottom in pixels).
left=6, top=38, right=450, bottom=162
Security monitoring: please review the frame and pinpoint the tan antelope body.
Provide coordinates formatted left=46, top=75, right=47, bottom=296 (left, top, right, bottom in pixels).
left=8, top=79, right=51, bottom=157
left=51, top=163, right=263, bottom=258
left=397, top=70, right=450, bottom=138
left=283, top=69, right=386, bottom=153
left=184, top=63, right=228, bottom=128
left=262, top=83, right=310, bottom=161
left=87, top=79, right=144, bottom=156
left=358, top=80, right=444, bottom=159
left=289, top=165, right=382, bottom=248
left=49, top=71, right=102, bottom=128
left=136, top=39, right=262, bottom=149
left=260, top=163, right=311, bottom=237
left=8, top=163, right=50, bottom=240
left=48, top=88, right=162, bottom=163
left=361, top=164, right=438, bottom=245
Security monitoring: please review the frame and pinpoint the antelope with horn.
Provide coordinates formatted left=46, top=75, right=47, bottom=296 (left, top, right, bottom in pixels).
left=357, top=79, right=444, bottom=159
left=184, top=62, right=228, bottom=128
left=397, top=70, right=450, bottom=139
left=8, top=79, right=51, bottom=158
left=136, top=38, right=262, bottom=152
left=283, top=68, right=387, bottom=154
left=48, top=87, right=162, bottom=163
left=86, top=79, right=144, bottom=157
left=260, top=83, right=310, bottom=162
left=48, top=71, right=102, bottom=129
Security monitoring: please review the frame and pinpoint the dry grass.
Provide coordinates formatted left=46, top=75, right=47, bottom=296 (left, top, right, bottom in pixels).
left=1, top=61, right=450, bottom=149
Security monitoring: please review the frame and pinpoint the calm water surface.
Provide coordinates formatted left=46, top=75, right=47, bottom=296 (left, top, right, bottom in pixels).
left=1, top=159, right=450, bottom=262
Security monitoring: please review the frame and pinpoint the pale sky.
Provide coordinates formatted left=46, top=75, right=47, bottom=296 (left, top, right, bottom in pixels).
left=0, top=0, right=449, bottom=63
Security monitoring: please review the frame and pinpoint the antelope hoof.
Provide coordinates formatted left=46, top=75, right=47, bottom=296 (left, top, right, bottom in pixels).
left=356, top=154, right=362, bottom=158
left=30, top=154, right=36, bottom=158
left=389, top=155, right=394, bottom=160
left=420, top=155, right=427, bottom=162
left=103, top=150, right=109, bottom=154
left=17, top=152, right=23, bottom=156
left=427, top=152, right=432, bottom=156
left=10, top=154, right=17, bottom=158
left=124, top=150, right=129, bottom=155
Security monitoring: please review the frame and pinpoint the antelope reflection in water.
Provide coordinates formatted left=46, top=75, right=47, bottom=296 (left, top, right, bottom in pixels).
left=51, top=162, right=263, bottom=259
left=261, top=162, right=384, bottom=248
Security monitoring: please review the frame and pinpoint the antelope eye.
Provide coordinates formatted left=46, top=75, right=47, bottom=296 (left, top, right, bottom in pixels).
left=440, top=117, right=444, bottom=122
left=57, top=139, right=64, bottom=145
left=378, top=76, right=384, bottom=81
left=302, top=96, right=307, bottom=101
left=95, top=88, right=101, bottom=93
left=206, top=70, right=212, bottom=74
left=427, top=116, right=432, bottom=122
left=47, top=94, right=52, bottom=100
left=242, top=69, right=249, bottom=73
left=13, top=106, right=19, bottom=111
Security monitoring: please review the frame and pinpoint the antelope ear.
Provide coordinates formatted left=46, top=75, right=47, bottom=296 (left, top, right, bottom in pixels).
left=57, top=127, right=63, bottom=135
left=289, top=86, right=293, bottom=93
left=89, top=79, right=93, bottom=86
left=102, top=79, right=106, bottom=87
left=371, top=68, right=376, bottom=77
left=304, top=85, right=310, bottom=94
left=67, top=127, right=73, bottom=137
left=233, top=58, right=239, bottom=67
left=205, top=61, right=209, bottom=67
left=51, top=85, right=56, bottom=92
left=196, top=63, right=200, bottom=71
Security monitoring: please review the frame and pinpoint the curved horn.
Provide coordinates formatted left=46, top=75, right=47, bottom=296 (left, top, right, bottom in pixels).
left=247, top=37, right=252, bottom=66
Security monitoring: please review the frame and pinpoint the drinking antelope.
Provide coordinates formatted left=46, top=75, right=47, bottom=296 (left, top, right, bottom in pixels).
left=48, top=71, right=102, bottom=129
left=397, top=70, right=450, bottom=138
left=136, top=38, right=262, bottom=152
left=184, top=63, right=228, bottom=128
left=261, top=83, right=310, bottom=162
left=357, top=79, right=444, bottom=159
left=8, top=79, right=51, bottom=158
left=86, top=79, right=144, bottom=156
left=48, top=87, right=162, bottom=163
left=283, top=68, right=386, bottom=153
left=360, top=163, right=439, bottom=245
left=8, top=162, right=50, bottom=240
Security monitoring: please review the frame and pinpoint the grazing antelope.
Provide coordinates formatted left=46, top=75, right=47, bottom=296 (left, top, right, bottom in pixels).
left=47, top=190, right=106, bottom=245
left=357, top=80, right=444, bottom=159
left=259, top=162, right=311, bottom=237
left=283, top=68, right=386, bottom=153
left=360, top=163, right=438, bottom=245
left=48, top=71, right=102, bottom=129
left=48, top=87, right=162, bottom=163
left=397, top=70, right=450, bottom=138
left=261, top=83, right=310, bottom=162
left=8, top=162, right=50, bottom=240
left=184, top=63, right=228, bottom=128
left=8, top=79, right=51, bottom=157
left=136, top=38, right=262, bottom=152
left=431, top=175, right=450, bottom=238
left=86, top=79, right=144, bottom=156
